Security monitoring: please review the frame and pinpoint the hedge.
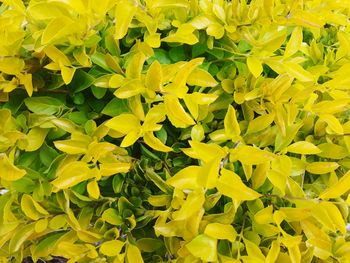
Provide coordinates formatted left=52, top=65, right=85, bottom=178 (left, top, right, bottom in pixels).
left=0, top=0, right=350, bottom=262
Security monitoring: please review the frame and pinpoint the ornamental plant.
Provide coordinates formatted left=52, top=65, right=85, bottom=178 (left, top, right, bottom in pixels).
left=1, top=0, right=350, bottom=262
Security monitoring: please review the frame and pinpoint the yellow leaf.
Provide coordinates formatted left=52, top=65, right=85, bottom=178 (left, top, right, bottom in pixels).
left=319, top=170, right=350, bottom=199
left=126, top=52, right=146, bottom=79
left=186, top=92, right=218, bottom=105
left=0, top=57, right=24, bottom=75
left=41, top=17, right=75, bottom=45
left=184, top=140, right=227, bottom=162
left=254, top=206, right=273, bottom=225
left=162, top=24, right=198, bottom=45
left=244, top=238, right=265, bottom=261
left=164, top=58, right=203, bottom=97
left=114, top=79, right=145, bottom=98
left=19, top=74, right=33, bottom=97
left=283, top=62, right=314, bottom=82
left=290, top=10, right=324, bottom=28
left=204, top=223, right=237, bottom=242
left=100, top=162, right=131, bottom=176
left=233, top=145, right=275, bottom=165
left=51, top=161, right=92, bottom=190
left=87, top=180, right=100, bottom=199
left=164, top=95, right=195, bottom=128
left=286, top=141, right=321, bottom=154
left=120, top=130, right=140, bottom=147
left=265, top=241, right=280, bottom=263
left=305, top=162, right=339, bottom=174
left=0, top=154, right=26, bottom=181
left=105, top=114, right=140, bottom=134
left=44, top=46, right=71, bottom=66
left=145, top=60, right=162, bottom=91
left=224, top=105, right=240, bottom=138
left=54, top=140, right=88, bottom=154
left=143, top=132, right=172, bottom=152
left=21, top=194, right=49, bottom=221
left=167, top=166, right=201, bottom=190
left=144, top=33, right=161, bottom=48
left=127, top=244, right=144, bottom=263
left=319, top=114, right=344, bottom=135
left=284, top=27, right=303, bottom=58
left=100, top=240, right=124, bottom=257
left=336, top=31, right=350, bottom=60
left=149, top=0, right=190, bottom=9
left=101, top=208, right=123, bottom=225
left=34, top=218, right=48, bottom=233
left=191, top=124, right=205, bottom=141
left=109, top=74, right=125, bottom=88
left=217, top=168, right=261, bottom=200
left=320, top=202, right=346, bottom=234
left=246, top=113, right=275, bottom=134
left=18, top=127, right=48, bottom=152
left=187, top=68, right=218, bottom=87
left=172, top=191, right=205, bottom=220
left=115, top=0, right=137, bottom=40
left=186, top=234, right=217, bottom=262
left=247, top=57, right=263, bottom=78
left=60, top=63, right=76, bottom=85
left=1, top=0, right=26, bottom=13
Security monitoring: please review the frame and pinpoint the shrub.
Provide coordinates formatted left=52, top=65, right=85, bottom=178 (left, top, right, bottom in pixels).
left=0, top=0, right=350, bottom=262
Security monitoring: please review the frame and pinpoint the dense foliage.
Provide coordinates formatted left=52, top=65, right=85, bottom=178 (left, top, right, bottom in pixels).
left=1, top=0, right=350, bottom=262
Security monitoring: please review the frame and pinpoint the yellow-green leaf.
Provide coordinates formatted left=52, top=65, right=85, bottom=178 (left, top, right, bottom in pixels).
left=9, top=223, right=35, bottom=253
left=35, top=218, right=48, bottom=233
left=21, top=194, right=49, bottom=221
left=306, top=162, right=339, bottom=174
left=286, top=141, right=321, bottom=155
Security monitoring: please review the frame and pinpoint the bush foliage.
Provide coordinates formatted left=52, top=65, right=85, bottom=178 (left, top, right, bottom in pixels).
left=1, top=0, right=350, bottom=262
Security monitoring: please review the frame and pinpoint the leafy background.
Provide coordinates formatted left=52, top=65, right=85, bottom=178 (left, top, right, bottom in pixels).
left=0, top=0, right=350, bottom=262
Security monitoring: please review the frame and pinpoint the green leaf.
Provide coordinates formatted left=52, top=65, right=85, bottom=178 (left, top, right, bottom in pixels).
left=24, top=97, right=65, bottom=115
left=68, top=69, right=95, bottom=93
